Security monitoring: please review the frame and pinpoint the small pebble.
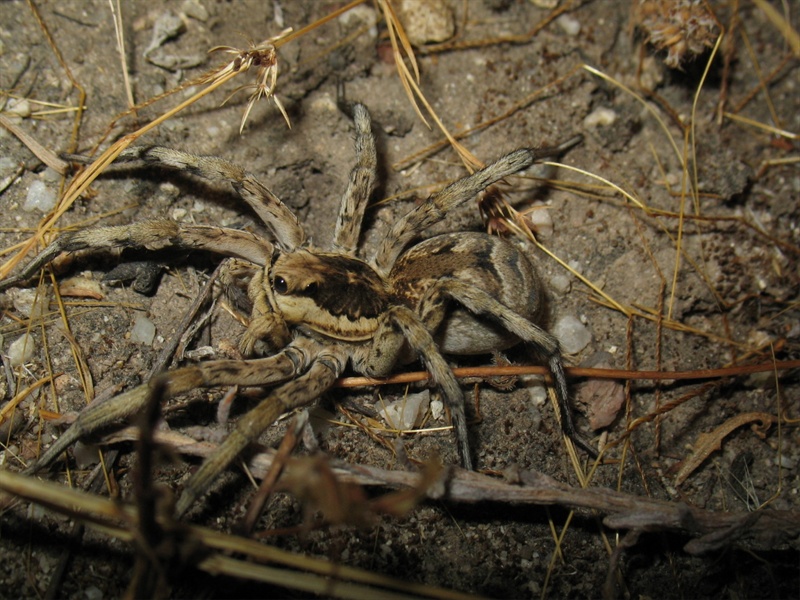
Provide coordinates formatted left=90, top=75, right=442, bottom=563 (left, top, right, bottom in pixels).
left=181, top=0, right=208, bottom=21
left=526, top=206, right=553, bottom=237
left=553, top=315, right=592, bottom=354
left=24, top=180, right=57, bottom=213
left=556, top=14, right=581, bottom=36
left=584, top=107, right=618, bottom=128
left=8, top=333, right=36, bottom=366
left=10, top=288, right=49, bottom=319
left=549, top=273, right=571, bottom=295
left=567, top=259, right=583, bottom=275
left=146, top=11, right=186, bottom=55
left=430, top=398, right=444, bottom=421
left=527, top=382, right=548, bottom=406
left=6, top=98, right=31, bottom=118
left=84, top=585, right=104, bottom=600
left=338, top=4, right=378, bottom=37
left=395, top=0, right=455, bottom=46
left=27, top=502, right=46, bottom=521
left=130, top=315, right=156, bottom=345
left=42, top=167, right=62, bottom=183
left=379, top=390, right=430, bottom=430
left=0, top=156, right=18, bottom=178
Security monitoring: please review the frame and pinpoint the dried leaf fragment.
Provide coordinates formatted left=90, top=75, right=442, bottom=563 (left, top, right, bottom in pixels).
left=674, top=412, right=774, bottom=485
left=58, top=276, right=104, bottom=299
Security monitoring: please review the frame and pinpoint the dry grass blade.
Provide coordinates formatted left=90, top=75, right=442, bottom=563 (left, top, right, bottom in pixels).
left=0, top=39, right=285, bottom=282
left=753, top=0, right=800, bottom=56
left=378, top=0, right=426, bottom=126
left=0, top=115, right=69, bottom=174
left=27, top=0, right=86, bottom=153
left=582, top=64, right=684, bottom=168
left=723, top=111, right=798, bottom=139
left=108, top=0, right=135, bottom=110
left=0, top=469, right=475, bottom=600
left=378, top=0, right=481, bottom=171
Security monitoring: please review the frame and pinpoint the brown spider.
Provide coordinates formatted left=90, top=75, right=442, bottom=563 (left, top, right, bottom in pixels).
left=2, top=104, right=591, bottom=516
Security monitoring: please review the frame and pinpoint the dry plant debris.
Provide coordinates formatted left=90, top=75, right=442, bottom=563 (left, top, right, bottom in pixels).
left=0, top=1, right=798, bottom=598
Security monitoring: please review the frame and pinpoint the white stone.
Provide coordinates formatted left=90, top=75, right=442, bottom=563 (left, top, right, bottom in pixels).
left=338, top=4, right=378, bottom=35
left=556, top=14, right=581, bottom=36
left=430, top=398, right=444, bottom=421
left=395, top=0, right=455, bottom=46
left=8, top=333, right=36, bottom=366
left=181, top=0, right=208, bottom=21
left=42, top=167, right=62, bottom=182
left=527, top=206, right=553, bottom=237
left=553, top=315, right=592, bottom=354
left=379, top=390, right=430, bottom=430
left=24, top=179, right=57, bottom=213
left=6, top=98, right=31, bottom=118
left=130, top=315, right=156, bottom=345
left=10, top=288, right=48, bottom=319
left=549, top=273, right=572, bottom=295
left=583, top=107, right=618, bottom=128
left=84, top=585, right=104, bottom=600
left=527, top=382, right=548, bottom=406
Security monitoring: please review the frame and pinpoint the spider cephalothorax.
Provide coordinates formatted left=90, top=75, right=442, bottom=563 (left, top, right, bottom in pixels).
left=268, top=250, right=389, bottom=339
left=2, top=103, right=591, bottom=516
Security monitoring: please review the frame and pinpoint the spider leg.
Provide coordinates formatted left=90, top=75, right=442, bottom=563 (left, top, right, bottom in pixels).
left=353, top=306, right=473, bottom=470
left=376, top=148, right=552, bottom=273
left=0, top=221, right=273, bottom=291
left=375, top=137, right=585, bottom=273
left=417, top=278, right=596, bottom=457
left=72, top=145, right=306, bottom=250
left=25, top=338, right=320, bottom=476
left=332, top=103, right=377, bottom=254
left=175, top=343, right=348, bottom=516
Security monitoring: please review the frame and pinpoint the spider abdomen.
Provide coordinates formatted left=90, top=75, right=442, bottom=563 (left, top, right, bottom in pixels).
left=389, top=232, right=544, bottom=355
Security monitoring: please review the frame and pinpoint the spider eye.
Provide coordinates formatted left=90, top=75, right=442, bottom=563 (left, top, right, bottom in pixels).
left=304, top=282, right=318, bottom=295
left=273, top=276, right=288, bottom=294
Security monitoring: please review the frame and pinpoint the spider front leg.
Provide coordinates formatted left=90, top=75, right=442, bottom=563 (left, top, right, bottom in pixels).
left=0, top=221, right=273, bottom=292
left=332, top=103, right=378, bottom=254
left=352, top=306, right=473, bottom=470
left=25, top=339, right=319, bottom=476
left=175, top=343, right=348, bottom=516
left=108, top=146, right=305, bottom=251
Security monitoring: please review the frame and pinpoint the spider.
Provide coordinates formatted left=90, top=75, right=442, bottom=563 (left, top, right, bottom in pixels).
left=2, top=103, right=592, bottom=516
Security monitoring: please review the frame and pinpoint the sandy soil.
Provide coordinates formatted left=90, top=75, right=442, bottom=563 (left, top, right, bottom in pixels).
left=0, top=1, right=798, bottom=598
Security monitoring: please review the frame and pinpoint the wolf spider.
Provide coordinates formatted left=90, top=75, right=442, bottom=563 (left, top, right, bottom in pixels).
left=3, top=104, right=592, bottom=516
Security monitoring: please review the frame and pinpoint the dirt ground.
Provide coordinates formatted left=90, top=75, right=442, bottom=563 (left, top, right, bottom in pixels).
left=0, top=0, right=798, bottom=598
